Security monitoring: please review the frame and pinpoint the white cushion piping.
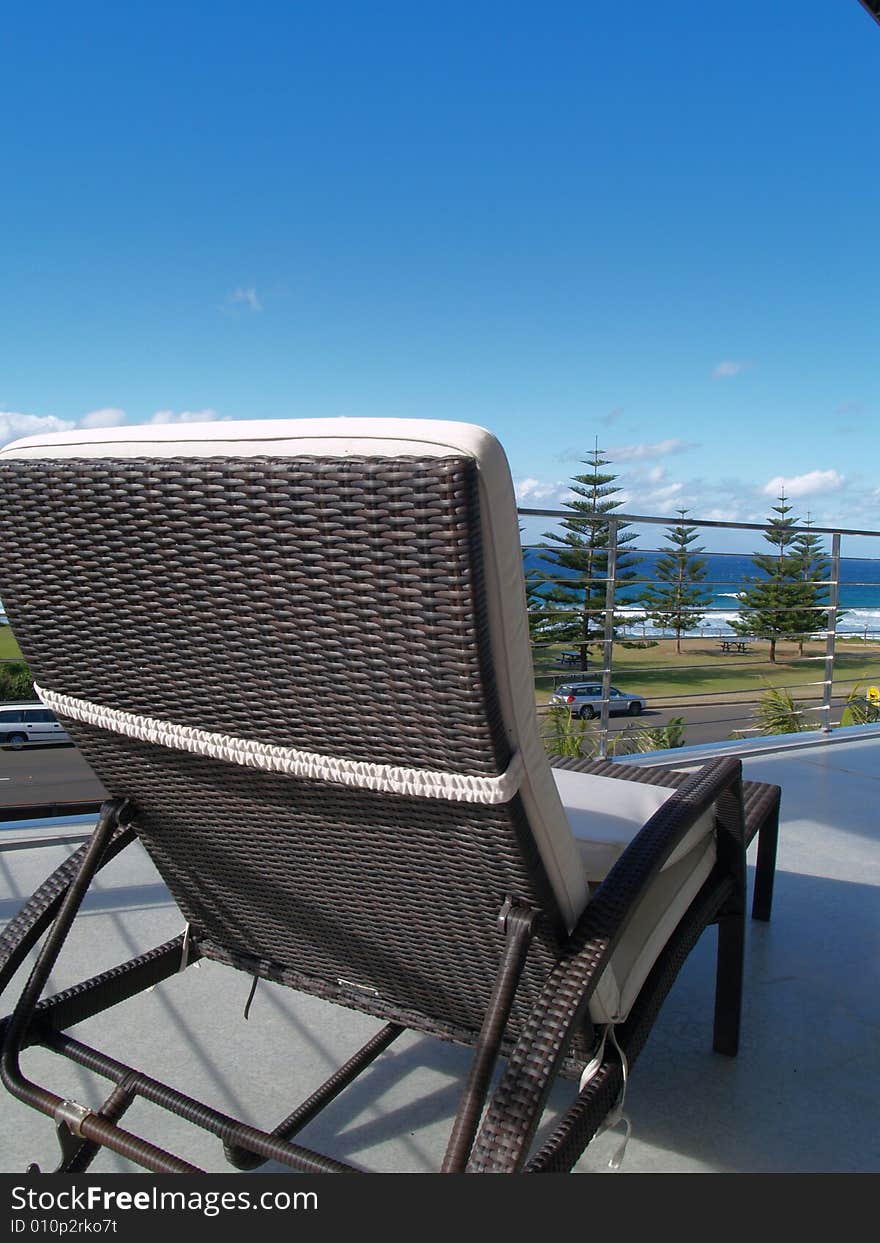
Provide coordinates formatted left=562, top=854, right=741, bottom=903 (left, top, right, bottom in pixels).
left=34, top=683, right=524, bottom=805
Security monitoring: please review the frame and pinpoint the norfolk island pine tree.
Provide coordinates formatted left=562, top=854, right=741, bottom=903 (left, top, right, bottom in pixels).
left=535, top=444, right=640, bottom=673
left=640, top=509, right=712, bottom=655
left=789, top=518, right=832, bottom=656
left=733, top=491, right=804, bottom=663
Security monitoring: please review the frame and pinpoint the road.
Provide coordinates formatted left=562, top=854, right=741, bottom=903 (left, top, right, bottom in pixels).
left=598, top=701, right=767, bottom=746
left=1, top=696, right=850, bottom=813
left=0, top=744, right=107, bottom=814
left=566, top=696, right=846, bottom=748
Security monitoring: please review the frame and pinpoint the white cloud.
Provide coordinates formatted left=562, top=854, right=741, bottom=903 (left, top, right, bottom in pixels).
left=599, top=406, right=624, bottom=427
left=607, top=439, right=697, bottom=462
left=703, top=505, right=745, bottom=523
left=762, top=470, right=844, bottom=499
left=0, top=405, right=233, bottom=449
left=619, top=478, right=685, bottom=515
left=643, top=482, right=684, bottom=507
left=150, top=409, right=225, bottom=424
left=225, top=286, right=262, bottom=313
left=712, top=360, right=747, bottom=379
left=515, top=477, right=572, bottom=507
left=0, top=410, right=76, bottom=448
left=79, top=407, right=126, bottom=428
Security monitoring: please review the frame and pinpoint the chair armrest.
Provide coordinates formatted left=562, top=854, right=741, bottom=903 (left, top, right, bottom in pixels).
left=468, top=756, right=745, bottom=1171
left=580, top=756, right=744, bottom=933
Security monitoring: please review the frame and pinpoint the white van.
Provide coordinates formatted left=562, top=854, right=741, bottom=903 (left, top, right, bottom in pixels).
left=0, top=703, right=71, bottom=748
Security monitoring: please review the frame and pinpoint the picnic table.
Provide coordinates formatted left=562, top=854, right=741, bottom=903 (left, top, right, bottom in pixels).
left=560, top=651, right=581, bottom=666
left=719, top=639, right=752, bottom=653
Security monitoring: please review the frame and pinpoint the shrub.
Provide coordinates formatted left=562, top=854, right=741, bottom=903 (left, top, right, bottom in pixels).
left=840, top=683, right=880, bottom=727
left=0, top=661, right=34, bottom=701
left=753, top=684, right=812, bottom=735
left=615, top=716, right=686, bottom=755
left=541, top=705, right=597, bottom=759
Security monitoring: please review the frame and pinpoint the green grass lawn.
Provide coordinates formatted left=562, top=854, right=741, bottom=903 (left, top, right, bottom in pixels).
left=533, top=637, right=880, bottom=705
left=0, top=627, right=23, bottom=660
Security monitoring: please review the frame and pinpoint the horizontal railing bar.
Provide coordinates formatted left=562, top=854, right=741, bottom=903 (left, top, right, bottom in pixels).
left=529, top=603, right=841, bottom=612
left=518, top=508, right=880, bottom=538
left=527, top=599, right=840, bottom=610
left=0, top=831, right=94, bottom=853
left=523, top=567, right=843, bottom=583
left=524, top=581, right=843, bottom=594
left=0, top=802, right=103, bottom=821
left=537, top=681, right=852, bottom=705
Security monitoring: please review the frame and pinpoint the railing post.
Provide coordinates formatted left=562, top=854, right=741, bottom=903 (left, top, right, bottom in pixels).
left=599, top=518, right=618, bottom=759
left=821, top=532, right=841, bottom=733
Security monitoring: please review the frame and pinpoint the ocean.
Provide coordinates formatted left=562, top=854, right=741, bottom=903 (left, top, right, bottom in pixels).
left=523, top=549, right=880, bottom=639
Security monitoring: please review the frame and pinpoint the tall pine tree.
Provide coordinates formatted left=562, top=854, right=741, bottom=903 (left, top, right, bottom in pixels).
left=640, top=509, right=712, bottom=654
left=538, top=445, right=639, bottom=671
left=789, top=517, right=832, bottom=656
left=733, top=490, right=801, bottom=663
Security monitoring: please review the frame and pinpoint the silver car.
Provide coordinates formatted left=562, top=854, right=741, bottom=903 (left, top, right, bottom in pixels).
left=548, top=682, right=647, bottom=720
left=0, top=703, right=71, bottom=748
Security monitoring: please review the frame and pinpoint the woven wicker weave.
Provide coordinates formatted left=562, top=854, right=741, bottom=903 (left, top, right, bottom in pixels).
left=0, top=455, right=569, bottom=1040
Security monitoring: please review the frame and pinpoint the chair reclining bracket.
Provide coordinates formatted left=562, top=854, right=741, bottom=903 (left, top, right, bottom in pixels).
left=54, top=1100, right=93, bottom=1167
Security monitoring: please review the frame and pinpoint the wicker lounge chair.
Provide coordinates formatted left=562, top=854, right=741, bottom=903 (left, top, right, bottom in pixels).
left=0, top=418, right=755, bottom=1174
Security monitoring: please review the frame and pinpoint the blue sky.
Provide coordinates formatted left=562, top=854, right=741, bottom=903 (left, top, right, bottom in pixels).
left=2, top=2, right=878, bottom=550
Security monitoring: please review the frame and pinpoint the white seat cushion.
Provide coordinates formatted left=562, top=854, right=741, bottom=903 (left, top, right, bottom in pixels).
left=551, top=767, right=717, bottom=1025
left=590, top=835, right=716, bottom=1024
left=552, top=768, right=714, bottom=882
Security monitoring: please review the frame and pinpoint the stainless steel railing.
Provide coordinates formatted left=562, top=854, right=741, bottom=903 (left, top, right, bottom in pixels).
left=519, top=507, right=880, bottom=757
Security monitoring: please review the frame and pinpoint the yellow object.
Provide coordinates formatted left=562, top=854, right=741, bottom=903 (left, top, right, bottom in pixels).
left=867, top=686, right=879, bottom=704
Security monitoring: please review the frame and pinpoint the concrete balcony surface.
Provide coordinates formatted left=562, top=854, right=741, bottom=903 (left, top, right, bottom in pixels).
left=0, top=734, right=877, bottom=1175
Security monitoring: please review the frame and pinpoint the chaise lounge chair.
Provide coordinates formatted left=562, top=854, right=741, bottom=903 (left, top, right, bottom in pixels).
left=0, top=419, right=764, bottom=1173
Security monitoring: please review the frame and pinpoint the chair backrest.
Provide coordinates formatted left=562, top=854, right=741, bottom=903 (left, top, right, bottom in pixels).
left=0, top=419, right=588, bottom=1041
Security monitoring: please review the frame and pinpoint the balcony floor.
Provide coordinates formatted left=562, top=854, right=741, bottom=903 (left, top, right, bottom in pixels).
left=1, top=736, right=878, bottom=1175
